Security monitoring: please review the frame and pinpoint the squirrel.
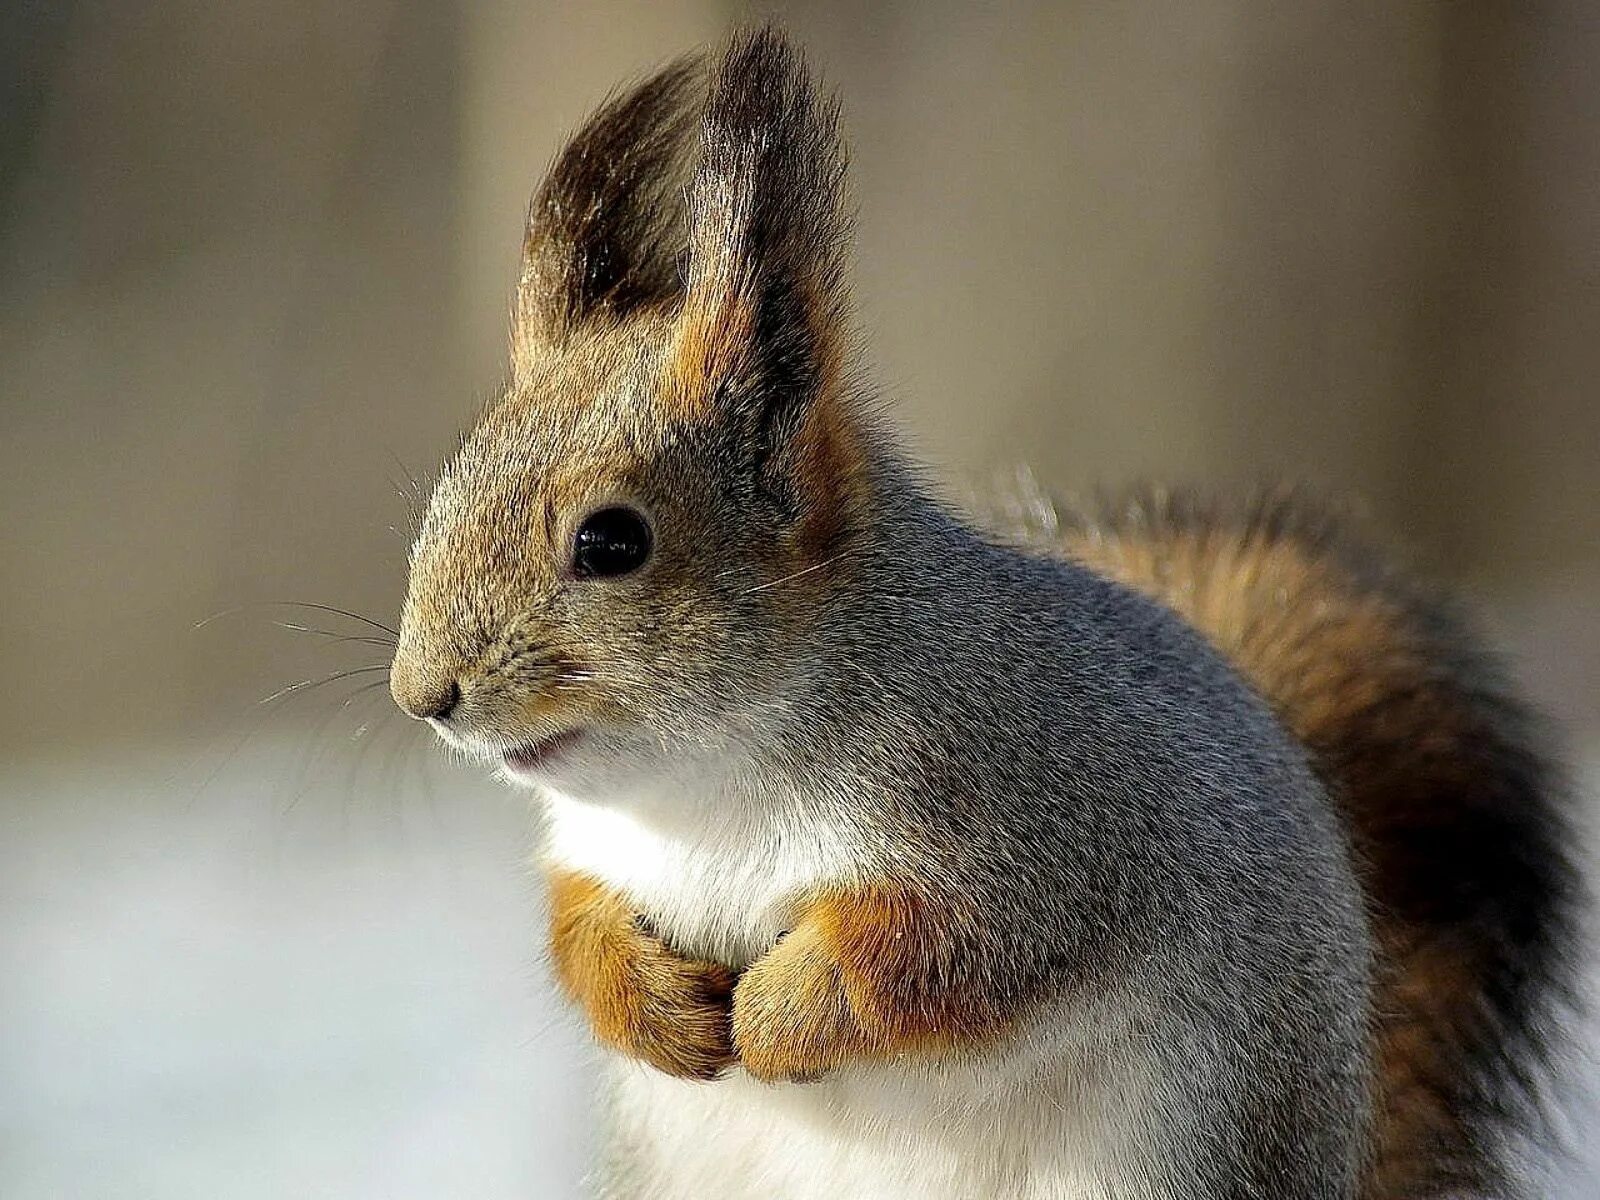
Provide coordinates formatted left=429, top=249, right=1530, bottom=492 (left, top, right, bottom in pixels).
left=389, top=28, right=1580, bottom=1200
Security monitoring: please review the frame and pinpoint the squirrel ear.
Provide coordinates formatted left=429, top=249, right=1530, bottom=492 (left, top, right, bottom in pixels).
left=512, top=58, right=703, bottom=376
left=670, top=29, right=853, bottom=454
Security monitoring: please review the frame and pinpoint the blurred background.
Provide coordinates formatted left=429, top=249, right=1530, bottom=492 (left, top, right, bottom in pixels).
left=2, top=1, right=1596, bottom=1196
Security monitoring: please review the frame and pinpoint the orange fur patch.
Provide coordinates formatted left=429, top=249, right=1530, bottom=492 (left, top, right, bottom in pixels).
left=787, top=389, right=867, bottom=563
left=732, top=881, right=1013, bottom=1081
left=666, top=290, right=755, bottom=419
left=546, top=869, right=737, bottom=1080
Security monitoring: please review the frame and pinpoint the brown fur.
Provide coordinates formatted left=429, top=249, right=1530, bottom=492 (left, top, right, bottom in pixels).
left=786, top=392, right=871, bottom=562
left=546, top=869, right=737, bottom=1080
left=513, top=60, right=703, bottom=374
left=548, top=870, right=1013, bottom=1084
left=667, top=293, right=755, bottom=418
left=1056, top=489, right=1575, bottom=1199
left=733, top=882, right=1015, bottom=1081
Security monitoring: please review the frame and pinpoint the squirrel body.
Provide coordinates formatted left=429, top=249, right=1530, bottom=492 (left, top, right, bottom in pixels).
left=392, top=29, right=1577, bottom=1199
left=550, top=460, right=1372, bottom=1197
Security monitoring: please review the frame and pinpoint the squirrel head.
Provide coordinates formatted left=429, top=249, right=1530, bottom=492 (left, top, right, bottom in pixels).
left=392, top=29, right=871, bottom=791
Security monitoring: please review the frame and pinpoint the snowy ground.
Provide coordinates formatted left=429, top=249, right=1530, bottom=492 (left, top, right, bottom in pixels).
left=2, top=724, right=1595, bottom=1198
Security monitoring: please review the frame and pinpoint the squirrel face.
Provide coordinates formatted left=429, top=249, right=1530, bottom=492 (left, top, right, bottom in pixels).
left=391, top=39, right=867, bottom=793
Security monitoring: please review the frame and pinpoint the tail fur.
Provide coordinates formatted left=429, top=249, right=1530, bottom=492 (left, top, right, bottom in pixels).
left=1052, top=488, right=1579, bottom=1198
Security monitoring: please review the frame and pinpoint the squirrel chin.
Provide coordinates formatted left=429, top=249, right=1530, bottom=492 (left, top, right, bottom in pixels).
left=500, top=729, right=587, bottom=782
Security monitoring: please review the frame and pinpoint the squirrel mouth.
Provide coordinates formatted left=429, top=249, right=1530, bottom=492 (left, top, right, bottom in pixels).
left=503, top=729, right=585, bottom=776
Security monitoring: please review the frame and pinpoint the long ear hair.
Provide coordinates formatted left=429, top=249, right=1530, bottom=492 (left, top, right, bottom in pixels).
left=671, top=27, right=854, bottom=453
left=516, top=28, right=861, bottom=514
left=512, top=57, right=704, bottom=374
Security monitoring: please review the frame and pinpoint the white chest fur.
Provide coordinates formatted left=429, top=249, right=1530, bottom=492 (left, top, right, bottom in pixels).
left=537, top=782, right=863, bottom=968
left=601, top=1035, right=1154, bottom=1200
left=535, top=783, right=1163, bottom=1199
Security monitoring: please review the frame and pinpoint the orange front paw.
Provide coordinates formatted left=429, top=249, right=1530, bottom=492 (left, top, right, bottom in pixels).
left=732, top=882, right=1014, bottom=1082
left=547, top=871, right=736, bottom=1080
left=731, top=922, right=869, bottom=1082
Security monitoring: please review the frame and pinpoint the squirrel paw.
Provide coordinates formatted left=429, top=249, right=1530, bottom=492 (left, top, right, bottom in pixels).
left=548, top=872, right=736, bottom=1080
left=732, top=922, right=866, bottom=1083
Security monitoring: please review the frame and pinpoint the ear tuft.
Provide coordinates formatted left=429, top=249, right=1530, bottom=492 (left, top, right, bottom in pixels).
left=513, top=58, right=704, bottom=372
left=673, top=27, right=853, bottom=431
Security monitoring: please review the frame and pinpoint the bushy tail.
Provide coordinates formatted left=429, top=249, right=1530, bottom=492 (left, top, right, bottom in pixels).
left=1053, top=488, right=1579, bottom=1198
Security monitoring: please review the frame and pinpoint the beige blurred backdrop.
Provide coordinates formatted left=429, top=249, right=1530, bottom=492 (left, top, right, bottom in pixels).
left=2, top=2, right=1597, bottom=1197
left=3, top=0, right=1598, bottom=756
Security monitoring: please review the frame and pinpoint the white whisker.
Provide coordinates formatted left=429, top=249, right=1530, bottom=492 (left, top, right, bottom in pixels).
left=740, top=551, right=847, bottom=596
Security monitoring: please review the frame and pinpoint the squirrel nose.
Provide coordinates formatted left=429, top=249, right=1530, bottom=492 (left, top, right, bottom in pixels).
left=392, top=676, right=460, bottom=722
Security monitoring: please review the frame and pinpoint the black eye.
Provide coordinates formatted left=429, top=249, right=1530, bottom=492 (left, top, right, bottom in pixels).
left=572, top=506, right=653, bottom=579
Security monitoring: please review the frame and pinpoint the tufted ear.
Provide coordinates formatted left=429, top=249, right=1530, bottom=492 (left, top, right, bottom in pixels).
left=512, top=58, right=703, bottom=378
left=669, top=29, right=855, bottom=477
